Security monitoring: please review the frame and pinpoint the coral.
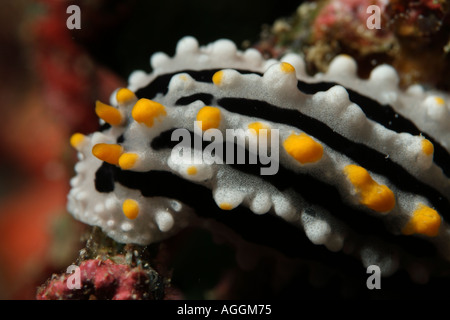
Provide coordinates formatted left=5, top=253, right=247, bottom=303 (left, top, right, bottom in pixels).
left=36, top=258, right=164, bottom=300
left=387, top=0, right=447, bottom=37
left=36, top=227, right=167, bottom=300
left=259, top=0, right=450, bottom=89
left=313, top=0, right=393, bottom=52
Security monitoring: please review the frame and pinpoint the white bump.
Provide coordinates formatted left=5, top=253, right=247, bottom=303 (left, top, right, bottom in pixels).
left=424, top=96, right=448, bottom=121
left=155, top=210, right=175, bottom=232
left=70, top=176, right=80, bottom=187
left=75, top=191, right=88, bottom=201
left=271, top=194, right=294, bottom=219
left=150, top=52, right=170, bottom=69
left=105, top=197, right=117, bottom=210
left=212, top=39, right=237, bottom=58
left=128, top=70, right=148, bottom=87
left=187, top=165, right=213, bottom=182
left=281, top=53, right=306, bottom=75
left=243, top=48, right=264, bottom=68
left=263, top=62, right=298, bottom=92
left=214, top=69, right=241, bottom=88
left=106, top=220, right=115, bottom=227
left=176, top=36, right=199, bottom=54
left=327, top=55, right=357, bottom=77
left=77, top=152, right=85, bottom=161
left=121, top=221, right=133, bottom=232
left=168, top=73, right=195, bottom=91
left=213, top=188, right=245, bottom=210
left=407, top=84, right=424, bottom=95
left=369, top=64, right=399, bottom=87
left=74, top=162, right=87, bottom=172
left=250, top=192, right=272, bottom=215
left=304, top=220, right=331, bottom=245
left=319, top=85, right=351, bottom=115
left=94, top=203, right=105, bottom=214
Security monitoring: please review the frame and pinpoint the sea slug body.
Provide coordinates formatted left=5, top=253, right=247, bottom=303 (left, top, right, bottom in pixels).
left=68, top=37, right=450, bottom=282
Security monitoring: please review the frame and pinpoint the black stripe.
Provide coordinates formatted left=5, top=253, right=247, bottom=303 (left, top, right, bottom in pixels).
left=176, top=93, right=214, bottom=106
left=135, top=69, right=258, bottom=99
left=94, top=162, right=441, bottom=277
left=297, top=80, right=450, bottom=177
left=95, top=162, right=115, bottom=192
left=94, top=163, right=366, bottom=277
left=216, top=97, right=450, bottom=221
left=135, top=68, right=449, bottom=186
left=99, top=123, right=111, bottom=132
left=147, top=128, right=436, bottom=259
left=117, top=134, right=125, bottom=143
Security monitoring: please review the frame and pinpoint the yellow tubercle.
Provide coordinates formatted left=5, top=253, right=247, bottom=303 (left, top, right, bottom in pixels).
left=122, top=199, right=139, bottom=220
left=402, top=204, right=441, bottom=237
left=283, top=133, right=323, bottom=164
left=186, top=166, right=197, bottom=175
left=92, top=143, right=123, bottom=165
left=132, top=98, right=167, bottom=127
left=116, top=88, right=136, bottom=105
left=70, top=133, right=85, bottom=149
left=280, top=62, right=295, bottom=74
left=434, top=97, right=445, bottom=106
left=212, top=70, right=224, bottom=86
left=95, top=101, right=123, bottom=126
left=219, top=203, right=234, bottom=210
left=197, top=106, right=221, bottom=131
left=119, top=153, right=139, bottom=170
left=344, top=165, right=396, bottom=213
left=248, top=122, right=270, bottom=135
left=421, top=139, right=434, bottom=156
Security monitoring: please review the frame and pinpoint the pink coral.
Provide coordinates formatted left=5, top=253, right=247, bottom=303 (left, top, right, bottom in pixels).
left=314, top=0, right=391, bottom=44
left=36, top=259, right=162, bottom=300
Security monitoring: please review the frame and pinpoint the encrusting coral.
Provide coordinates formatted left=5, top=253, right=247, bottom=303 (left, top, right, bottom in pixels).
left=37, top=227, right=167, bottom=300
left=258, top=0, right=450, bottom=90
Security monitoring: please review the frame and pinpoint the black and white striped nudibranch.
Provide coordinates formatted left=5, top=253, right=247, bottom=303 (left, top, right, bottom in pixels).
left=68, top=36, right=450, bottom=281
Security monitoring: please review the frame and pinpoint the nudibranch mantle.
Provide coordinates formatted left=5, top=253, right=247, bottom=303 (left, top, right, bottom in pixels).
left=68, top=36, right=450, bottom=280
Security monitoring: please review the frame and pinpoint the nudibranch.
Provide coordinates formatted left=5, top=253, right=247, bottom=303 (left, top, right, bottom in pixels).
left=68, top=37, right=450, bottom=282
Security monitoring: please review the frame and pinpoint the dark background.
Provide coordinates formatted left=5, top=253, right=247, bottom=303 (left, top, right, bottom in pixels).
left=71, top=0, right=302, bottom=79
